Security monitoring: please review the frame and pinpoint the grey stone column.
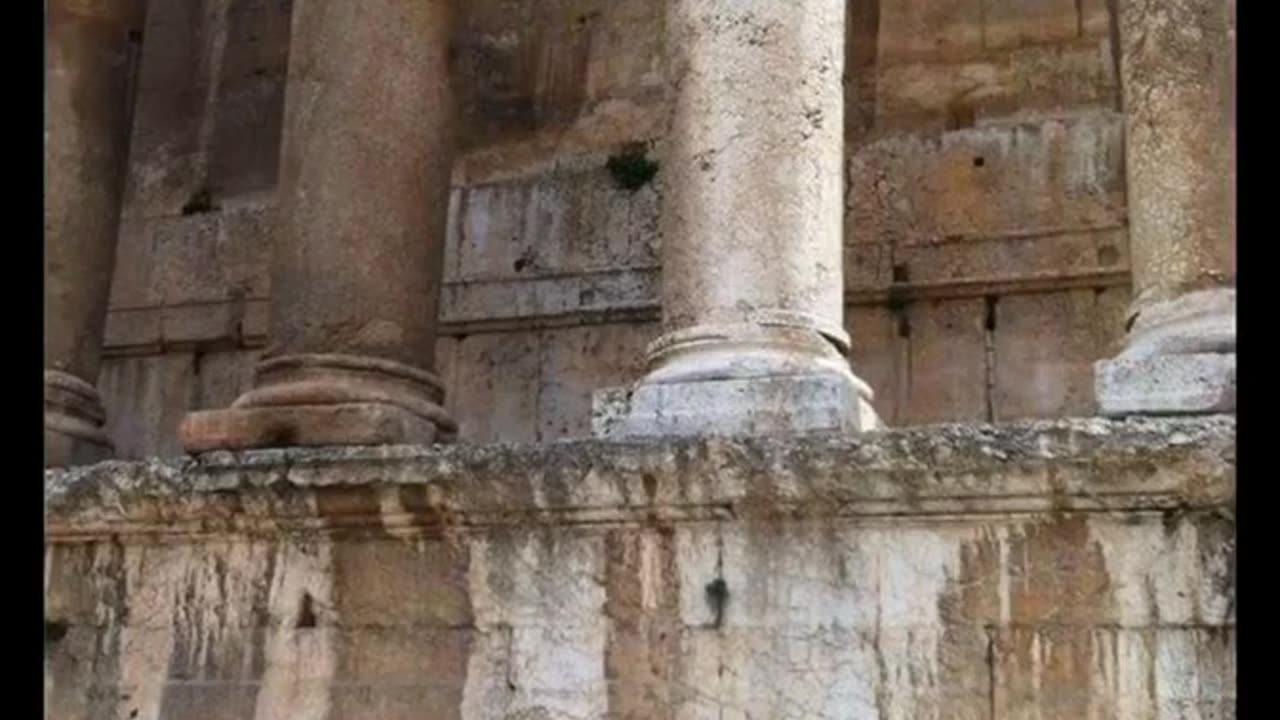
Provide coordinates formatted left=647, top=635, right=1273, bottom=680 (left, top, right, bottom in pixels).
left=181, top=0, right=457, bottom=451
left=595, top=0, right=879, bottom=438
left=1094, top=0, right=1236, bottom=415
left=45, top=1, right=145, bottom=467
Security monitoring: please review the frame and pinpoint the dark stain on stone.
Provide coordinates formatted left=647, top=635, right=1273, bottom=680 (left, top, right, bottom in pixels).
left=296, top=591, right=317, bottom=629
left=180, top=188, right=219, bottom=215
left=45, top=620, right=69, bottom=644
left=606, top=143, right=659, bottom=192
left=704, top=578, right=729, bottom=629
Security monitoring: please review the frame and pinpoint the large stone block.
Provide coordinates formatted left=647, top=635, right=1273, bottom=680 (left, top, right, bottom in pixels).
left=536, top=323, right=652, bottom=440
left=899, top=299, right=989, bottom=424
left=451, top=332, right=541, bottom=442
left=992, top=291, right=1103, bottom=420
left=848, top=114, right=1126, bottom=247
left=874, top=40, right=1118, bottom=130
left=1095, top=352, right=1236, bottom=416
left=878, top=0, right=984, bottom=64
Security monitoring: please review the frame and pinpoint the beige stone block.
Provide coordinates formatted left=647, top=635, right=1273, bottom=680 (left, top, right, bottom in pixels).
left=155, top=683, right=260, bottom=720
left=900, top=298, right=988, bottom=424
left=332, top=626, right=472, bottom=690
left=848, top=114, right=1126, bottom=247
left=452, top=332, right=541, bottom=443
left=874, top=40, right=1117, bottom=128
left=206, top=0, right=292, bottom=196
left=536, top=323, right=652, bottom=440
left=150, top=215, right=226, bottom=306
left=330, top=540, right=472, bottom=628
left=109, top=218, right=160, bottom=309
left=992, top=291, right=1100, bottom=420
left=847, top=305, right=901, bottom=425
left=328, top=683, right=466, bottom=720
left=452, top=169, right=660, bottom=283
left=878, top=0, right=984, bottom=63
left=99, top=353, right=196, bottom=459
left=892, top=229, right=1128, bottom=284
left=103, top=309, right=163, bottom=352
left=983, top=0, right=1080, bottom=50
left=1080, top=0, right=1113, bottom=38
left=677, top=625, right=989, bottom=720
left=1092, top=284, right=1132, bottom=359
left=216, top=201, right=274, bottom=299
left=994, top=627, right=1236, bottom=719
left=193, top=350, right=258, bottom=412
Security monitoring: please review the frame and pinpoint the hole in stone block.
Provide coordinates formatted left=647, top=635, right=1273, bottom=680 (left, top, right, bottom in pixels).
left=984, top=295, right=998, bottom=331
left=296, top=592, right=317, bottom=629
left=973, top=156, right=985, bottom=167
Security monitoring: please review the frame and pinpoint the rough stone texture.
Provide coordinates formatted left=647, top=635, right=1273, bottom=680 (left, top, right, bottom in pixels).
left=98, top=0, right=1142, bottom=454
left=1117, top=0, right=1235, bottom=314
left=1096, top=353, right=1236, bottom=417
left=1094, top=0, right=1236, bottom=417
left=596, top=372, right=881, bottom=440
left=47, top=417, right=1236, bottom=719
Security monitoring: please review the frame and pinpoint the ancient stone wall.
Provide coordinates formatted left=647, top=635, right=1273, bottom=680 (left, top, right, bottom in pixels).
left=46, top=417, right=1235, bottom=719
left=101, top=0, right=1131, bottom=457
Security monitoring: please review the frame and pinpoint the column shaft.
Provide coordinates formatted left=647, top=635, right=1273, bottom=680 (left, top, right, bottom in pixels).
left=1095, top=0, right=1236, bottom=415
left=45, top=1, right=144, bottom=467
left=598, top=0, right=878, bottom=437
left=181, top=0, right=457, bottom=451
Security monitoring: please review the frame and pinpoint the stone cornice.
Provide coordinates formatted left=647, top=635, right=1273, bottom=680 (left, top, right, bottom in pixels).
left=46, top=416, right=1235, bottom=541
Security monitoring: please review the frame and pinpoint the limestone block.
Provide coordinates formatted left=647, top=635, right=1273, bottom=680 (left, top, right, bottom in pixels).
left=598, top=373, right=880, bottom=440
left=193, top=350, right=258, bottom=411
left=1095, top=353, right=1236, bottom=416
left=330, top=540, right=472, bottom=628
left=878, top=0, right=984, bottom=64
left=900, top=299, right=988, bottom=424
left=994, top=627, right=1236, bottom=719
left=451, top=332, right=541, bottom=443
left=992, top=291, right=1102, bottom=420
left=874, top=40, right=1118, bottom=129
left=536, top=323, right=653, bottom=440
left=847, top=305, right=901, bottom=425
left=99, top=353, right=196, bottom=459
left=983, top=0, right=1080, bottom=50
left=451, top=166, right=659, bottom=282
left=888, top=229, right=1129, bottom=284
left=205, top=0, right=292, bottom=196
left=109, top=218, right=160, bottom=308
left=1080, top=0, right=1113, bottom=38
left=848, top=114, right=1126, bottom=247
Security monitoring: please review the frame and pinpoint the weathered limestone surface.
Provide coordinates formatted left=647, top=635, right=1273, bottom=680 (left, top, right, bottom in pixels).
left=1094, top=0, right=1236, bottom=416
left=45, top=0, right=147, bottom=466
left=602, top=0, right=878, bottom=438
left=97, top=0, right=1138, bottom=455
left=48, top=417, right=1235, bottom=719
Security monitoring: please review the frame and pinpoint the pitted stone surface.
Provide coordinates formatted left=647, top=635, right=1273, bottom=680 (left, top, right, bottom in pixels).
left=46, top=418, right=1235, bottom=720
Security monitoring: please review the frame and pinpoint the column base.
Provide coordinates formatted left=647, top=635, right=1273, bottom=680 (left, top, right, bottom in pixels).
left=594, top=373, right=882, bottom=439
left=45, top=370, right=113, bottom=468
left=595, top=321, right=882, bottom=439
left=1095, top=352, right=1235, bottom=416
left=180, top=353, right=457, bottom=453
left=181, top=402, right=454, bottom=453
left=1094, top=289, right=1236, bottom=416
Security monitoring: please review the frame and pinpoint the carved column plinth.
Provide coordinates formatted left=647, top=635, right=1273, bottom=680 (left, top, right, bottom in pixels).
left=595, top=0, right=878, bottom=438
left=44, top=0, right=145, bottom=467
left=181, top=0, right=457, bottom=452
left=1095, top=0, right=1236, bottom=416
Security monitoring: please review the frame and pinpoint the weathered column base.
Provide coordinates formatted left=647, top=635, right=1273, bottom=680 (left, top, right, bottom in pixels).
left=594, top=322, right=882, bottom=439
left=44, top=371, right=113, bottom=468
left=1094, top=289, right=1236, bottom=416
left=181, top=354, right=456, bottom=453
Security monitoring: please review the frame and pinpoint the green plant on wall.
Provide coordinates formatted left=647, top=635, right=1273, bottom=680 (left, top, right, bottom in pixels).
left=606, top=143, right=659, bottom=192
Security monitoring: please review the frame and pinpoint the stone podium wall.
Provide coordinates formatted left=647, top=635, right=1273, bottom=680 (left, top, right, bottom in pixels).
left=46, top=417, right=1235, bottom=719
left=99, top=0, right=1132, bottom=458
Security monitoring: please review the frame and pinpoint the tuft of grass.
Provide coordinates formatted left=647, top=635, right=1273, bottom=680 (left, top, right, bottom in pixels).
left=606, top=143, right=659, bottom=192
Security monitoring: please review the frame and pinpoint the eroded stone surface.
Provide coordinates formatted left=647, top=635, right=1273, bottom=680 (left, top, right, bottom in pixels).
left=46, top=417, right=1235, bottom=719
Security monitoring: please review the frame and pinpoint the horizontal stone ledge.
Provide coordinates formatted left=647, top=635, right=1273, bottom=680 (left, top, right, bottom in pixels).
left=46, top=416, right=1234, bottom=538
left=101, top=267, right=1130, bottom=355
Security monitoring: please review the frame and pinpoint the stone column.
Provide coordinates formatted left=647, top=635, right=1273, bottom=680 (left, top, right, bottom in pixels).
left=595, top=0, right=879, bottom=437
left=45, top=1, right=144, bottom=467
left=1094, top=0, right=1236, bottom=415
left=180, top=0, right=457, bottom=451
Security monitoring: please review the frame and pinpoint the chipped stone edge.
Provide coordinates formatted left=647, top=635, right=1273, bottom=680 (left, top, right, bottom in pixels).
left=45, top=416, right=1236, bottom=539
